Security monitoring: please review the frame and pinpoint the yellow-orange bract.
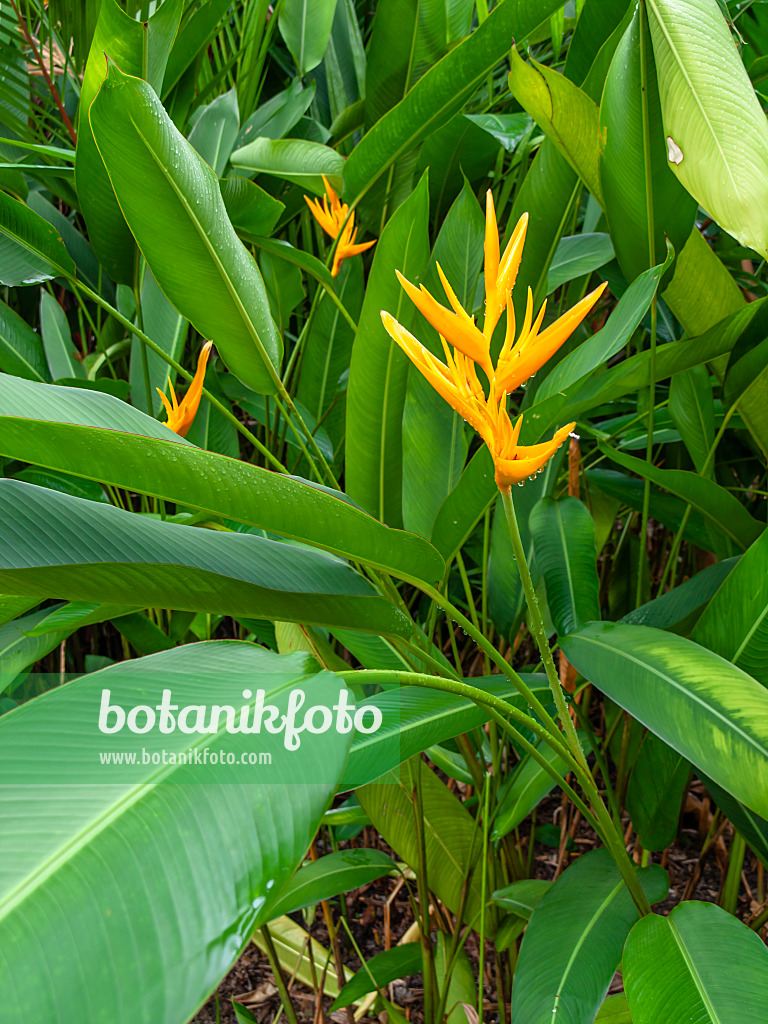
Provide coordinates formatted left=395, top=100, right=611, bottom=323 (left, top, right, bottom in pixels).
left=157, top=341, right=212, bottom=438
left=305, top=175, right=376, bottom=277
left=381, top=191, right=606, bottom=490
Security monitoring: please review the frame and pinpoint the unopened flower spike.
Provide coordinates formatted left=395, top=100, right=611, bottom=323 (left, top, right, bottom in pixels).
left=304, top=174, right=376, bottom=277
left=380, top=190, right=608, bottom=491
left=157, top=341, right=213, bottom=438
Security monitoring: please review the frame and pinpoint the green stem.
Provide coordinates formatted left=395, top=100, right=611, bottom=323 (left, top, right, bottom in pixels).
left=259, top=925, right=300, bottom=1024
left=338, top=668, right=651, bottom=914
left=499, top=485, right=588, bottom=772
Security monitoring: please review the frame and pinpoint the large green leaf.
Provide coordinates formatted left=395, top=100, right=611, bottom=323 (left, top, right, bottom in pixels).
left=188, top=86, right=240, bottom=177
left=269, top=849, right=394, bottom=919
left=75, top=0, right=182, bottom=284
left=89, top=63, right=282, bottom=395
left=546, top=232, right=614, bottom=294
left=492, top=738, right=570, bottom=839
left=402, top=181, right=481, bottom=537
left=621, top=556, right=738, bottom=632
left=332, top=943, right=423, bottom=1010
left=40, top=291, right=84, bottom=381
left=0, top=376, right=442, bottom=584
left=668, top=364, right=714, bottom=476
left=345, top=173, right=430, bottom=525
left=0, top=190, right=75, bottom=286
left=0, top=641, right=351, bottom=1022
left=510, top=849, right=668, bottom=1024
left=561, top=621, right=768, bottom=818
left=647, top=0, right=768, bottom=258
left=279, top=0, right=337, bottom=74
left=0, top=480, right=409, bottom=637
left=342, top=0, right=563, bottom=201
left=364, top=0, right=419, bottom=128
left=623, top=901, right=768, bottom=1023
left=530, top=496, right=600, bottom=636
left=0, top=604, right=72, bottom=695
left=358, top=760, right=485, bottom=928
left=508, top=48, right=602, bottom=201
left=535, top=246, right=673, bottom=403
left=625, top=733, right=689, bottom=851
left=0, top=298, right=49, bottom=382
left=230, top=137, right=344, bottom=195
left=599, top=5, right=696, bottom=282
left=692, top=526, right=768, bottom=688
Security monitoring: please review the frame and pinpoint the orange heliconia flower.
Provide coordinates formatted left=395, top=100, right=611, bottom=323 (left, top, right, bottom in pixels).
left=305, top=175, right=376, bottom=277
left=157, top=341, right=212, bottom=437
left=380, top=190, right=606, bottom=490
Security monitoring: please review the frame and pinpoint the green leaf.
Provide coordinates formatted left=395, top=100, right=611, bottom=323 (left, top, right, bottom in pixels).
left=561, top=621, right=768, bottom=818
left=220, top=176, right=285, bottom=239
left=0, top=480, right=410, bottom=637
left=230, top=137, right=344, bottom=195
left=75, top=0, right=183, bottom=283
left=269, top=849, right=394, bottom=918
left=331, top=943, right=423, bottom=1011
left=364, top=0, right=419, bottom=128
left=599, top=5, right=696, bottom=282
left=342, top=677, right=550, bottom=790
left=530, top=496, right=600, bottom=636
left=279, top=0, right=338, bottom=74
left=0, top=190, right=75, bottom=286
left=492, top=878, right=551, bottom=918
left=188, top=86, right=240, bottom=177
left=89, top=63, right=282, bottom=396
left=624, top=901, right=768, bottom=1022
left=430, top=446, right=495, bottom=564
left=492, top=738, right=570, bottom=839
left=0, top=605, right=72, bottom=694
left=511, top=849, right=668, bottom=1024
left=345, top=173, right=430, bottom=525
left=535, top=245, right=673, bottom=403
left=435, top=931, right=475, bottom=1024
left=130, top=267, right=189, bottom=415
left=508, top=47, right=602, bottom=201
left=546, top=232, right=614, bottom=294
left=0, top=641, right=351, bottom=1022
left=343, top=0, right=563, bottom=201
left=599, top=443, right=762, bottom=553
left=358, top=761, right=485, bottom=928
left=669, top=365, right=714, bottom=476
left=465, top=112, right=531, bottom=152
left=39, top=291, right=84, bottom=381
left=646, top=0, right=768, bottom=258
left=0, top=377, right=444, bottom=585
left=626, top=733, right=689, bottom=851
left=621, top=556, right=739, bottom=632
left=0, top=297, right=49, bottom=381
left=692, top=526, right=768, bottom=688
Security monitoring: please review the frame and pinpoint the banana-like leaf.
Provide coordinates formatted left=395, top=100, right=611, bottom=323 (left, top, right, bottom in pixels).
left=269, top=849, right=394, bottom=918
left=508, top=47, right=602, bottom=201
left=0, top=297, right=49, bottom=381
left=75, top=0, right=183, bottom=283
left=345, top=173, right=430, bottom=526
left=0, top=480, right=410, bottom=637
left=358, top=760, right=486, bottom=929
left=692, top=526, right=768, bottom=687
left=231, top=137, right=344, bottom=195
left=89, top=62, right=282, bottom=395
left=599, top=5, right=696, bottom=282
left=561, top=621, right=768, bottom=818
left=0, top=189, right=75, bottom=286
left=0, top=641, right=351, bottom=1022
left=530, top=496, right=600, bottom=636
left=624, top=901, right=768, bottom=1022
left=511, top=850, right=668, bottom=1024
left=647, top=0, right=768, bottom=257
left=0, top=376, right=443, bottom=585
left=279, top=0, right=338, bottom=75
left=343, top=0, right=563, bottom=201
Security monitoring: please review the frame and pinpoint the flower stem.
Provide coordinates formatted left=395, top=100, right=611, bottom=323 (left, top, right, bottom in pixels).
left=499, top=485, right=588, bottom=773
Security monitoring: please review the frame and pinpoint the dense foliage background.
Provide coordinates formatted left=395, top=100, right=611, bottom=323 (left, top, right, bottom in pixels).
left=1, top=1, right=768, bottom=1022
